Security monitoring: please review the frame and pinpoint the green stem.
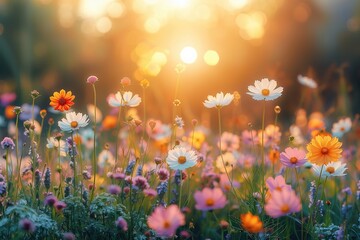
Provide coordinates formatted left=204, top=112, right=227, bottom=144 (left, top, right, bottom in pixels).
left=91, top=84, right=97, bottom=200
left=295, top=168, right=304, bottom=240
left=71, top=132, right=76, bottom=196
left=179, top=172, right=183, bottom=209
left=217, top=108, right=238, bottom=200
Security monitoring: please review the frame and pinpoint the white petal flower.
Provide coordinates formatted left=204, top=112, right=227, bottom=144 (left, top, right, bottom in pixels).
left=247, top=78, right=283, bottom=101
left=332, top=118, right=352, bottom=138
left=203, top=92, right=234, bottom=108
left=46, top=137, right=66, bottom=157
left=107, top=91, right=141, bottom=107
left=216, top=152, right=237, bottom=173
left=297, top=75, right=317, bottom=89
left=312, top=161, right=347, bottom=178
left=58, top=112, right=89, bottom=132
left=166, top=147, right=197, bottom=170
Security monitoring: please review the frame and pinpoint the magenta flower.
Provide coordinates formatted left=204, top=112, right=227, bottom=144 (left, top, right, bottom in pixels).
left=54, top=201, right=67, bottom=212
left=265, top=189, right=302, bottom=218
left=86, top=75, right=98, bottom=84
left=266, top=175, right=292, bottom=192
left=147, top=205, right=185, bottom=238
left=107, top=185, right=122, bottom=195
left=115, top=217, right=128, bottom=231
left=143, top=188, right=157, bottom=198
left=18, top=218, right=36, bottom=233
left=280, top=147, right=307, bottom=168
left=44, top=195, right=58, bottom=207
left=194, top=188, right=227, bottom=211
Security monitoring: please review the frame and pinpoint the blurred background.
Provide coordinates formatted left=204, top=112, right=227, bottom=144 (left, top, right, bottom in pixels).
left=0, top=0, right=359, bottom=127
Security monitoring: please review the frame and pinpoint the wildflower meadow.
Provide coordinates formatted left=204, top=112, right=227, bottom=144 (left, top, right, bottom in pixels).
left=0, top=72, right=359, bottom=240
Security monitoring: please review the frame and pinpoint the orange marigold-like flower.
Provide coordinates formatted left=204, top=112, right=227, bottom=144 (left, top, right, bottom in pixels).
left=49, top=89, right=75, bottom=112
left=306, top=135, right=342, bottom=165
left=240, top=212, right=263, bottom=233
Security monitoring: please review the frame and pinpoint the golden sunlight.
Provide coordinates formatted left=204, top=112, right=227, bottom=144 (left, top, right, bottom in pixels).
left=180, top=47, right=198, bottom=64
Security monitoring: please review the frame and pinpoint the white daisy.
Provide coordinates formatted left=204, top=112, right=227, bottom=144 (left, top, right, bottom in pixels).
left=247, top=78, right=283, bottom=101
left=166, top=147, right=197, bottom=170
left=108, top=91, right=141, bottom=107
left=332, top=118, right=352, bottom=138
left=312, top=161, right=347, bottom=178
left=46, top=137, right=66, bottom=157
left=203, top=92, right=234, bottom=108
left=297, top=75, right=317, bottom=89
left=216, top=151, right=237, bottom=173
left=58, top=112, right=89, bottom=132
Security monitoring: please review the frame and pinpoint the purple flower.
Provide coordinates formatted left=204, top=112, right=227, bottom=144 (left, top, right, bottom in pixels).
left=107, top=185, right=121, bottom=195
left=19, top=218, right=36, bottom=233
left=54, top=201, right=67, bottom=212
left=1, top=137, right=15, bottom=150
left=20, top=103, right=40, bottom=121
left=132, top=176, right=149, bottom=190
left=44, top=195, right=58, bottom=207
left=342, top=187, right=352, bottom=195
left=115, top=217, right=128, bottom=231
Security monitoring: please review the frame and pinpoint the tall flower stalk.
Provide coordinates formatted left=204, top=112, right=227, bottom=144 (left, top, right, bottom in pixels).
left=87, top=75, right=99, bottom=200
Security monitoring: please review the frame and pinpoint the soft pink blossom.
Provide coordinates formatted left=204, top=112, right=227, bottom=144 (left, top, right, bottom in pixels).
left=219, top=174, right=240, bottom=192
left=86, top=75, right=98, bottom=84
left=218, top=132, right=239, bottom=151
left=280, top=147, right=307, bottom=168
left=265, top=189, right=302, bottom=218
left=241, top=130, right=259, bottom=146
left=266, top=175, right=292, bottom=192
left=194, top=187, right=227, bottom=211
left=147, top=205, right=185, bottom=238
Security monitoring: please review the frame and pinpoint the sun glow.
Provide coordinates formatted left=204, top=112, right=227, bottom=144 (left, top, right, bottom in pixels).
left=180, top=47, right=198, bottom=64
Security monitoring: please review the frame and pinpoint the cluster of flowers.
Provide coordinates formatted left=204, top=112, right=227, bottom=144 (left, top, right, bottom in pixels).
left=0, top=74, right=358, bottom=239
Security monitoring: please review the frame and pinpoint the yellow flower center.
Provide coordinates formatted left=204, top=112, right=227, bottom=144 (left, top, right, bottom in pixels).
left=206, top=198, right=215, bottom=206
left=321, top=147, right=329, bottom=155
left=163, top=221, right=170, bottom=229
left=290, top=157, right=298, bottom=164
left=340, top=127, right=345, bottom=132
left=178, top=156, right=186, bottom=164
left=275, top=186, right=282, bottom=191
left=261, top=89, right=270, bottom=96
left=281, top=204, right=290, bottom=213
left=326, top=166, right=335, bottom=174
left=70, top=121, right=78, bottom=128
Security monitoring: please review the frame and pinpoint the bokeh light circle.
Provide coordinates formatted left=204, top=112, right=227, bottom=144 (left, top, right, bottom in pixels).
left=204, top=50, right=220, bottom=66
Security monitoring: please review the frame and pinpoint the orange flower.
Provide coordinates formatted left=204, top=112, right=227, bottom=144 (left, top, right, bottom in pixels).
left=102, top=115, right=117, bottom=130
left=49, top=89, right=75, bottom=112
left=240, top=212, right=263, bottom=233
left=306, top=135, right=342, bottom=165
left=268, top=149, right=280, bottom=163
left=5, top=105, right=16, bottom=119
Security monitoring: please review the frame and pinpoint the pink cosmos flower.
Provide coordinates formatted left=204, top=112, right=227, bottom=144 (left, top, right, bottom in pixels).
left=280, top=147, right=307, bottom=168
left=266, top=175, right=292, bottom=192
left=258, top=125, right=281, bottom=147
left=219, top=174, right=240, bottom=192
left=194, top=187, right=227, bottom=211
left=265, top=189, right=302, bottom=218
left=241, top=130, right=259, bottom=146
left=147, top=205, right=185, bottom=238
left=218, top=132, right=240, bottom=151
